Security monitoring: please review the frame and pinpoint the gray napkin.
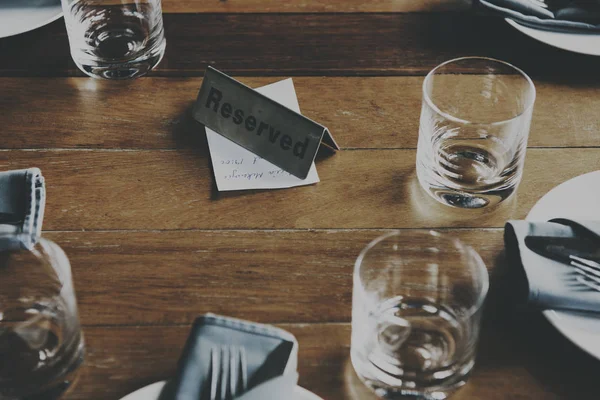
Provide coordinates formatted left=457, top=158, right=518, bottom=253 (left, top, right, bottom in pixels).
left=165, top=314, right=298, bottom=400
left=477, top=0, right=600, bottom=32
left=0, top=168, right=45, bottom=250
left=505, top=219, right=600, bottom=313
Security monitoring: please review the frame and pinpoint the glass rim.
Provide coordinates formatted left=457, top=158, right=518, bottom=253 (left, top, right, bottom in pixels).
left=353, top=230, right=490, bottom=319
left=422, top=56, right=536, bottom=127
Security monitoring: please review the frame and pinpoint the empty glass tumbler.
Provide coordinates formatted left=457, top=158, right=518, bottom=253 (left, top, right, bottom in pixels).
left=0, top=235, right=84, bottom=399
left=61, top=0, right=166, bottom=79
left=416, top=57, right=536, bottom=208
left=351, top=231, right=489, bottom=399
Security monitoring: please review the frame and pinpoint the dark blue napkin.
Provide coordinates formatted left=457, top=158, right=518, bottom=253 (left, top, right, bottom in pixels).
left=0, top=168, right=45, bottom=250
left=505, top=219, right=600, bottom=312
left=164, top=314, right=298, bottom=400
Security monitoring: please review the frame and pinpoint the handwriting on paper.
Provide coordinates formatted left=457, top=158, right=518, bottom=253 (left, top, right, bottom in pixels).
left=206, top=78, right=320, bottom=191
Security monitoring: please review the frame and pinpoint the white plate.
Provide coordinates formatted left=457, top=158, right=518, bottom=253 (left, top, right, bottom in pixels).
left=527, top=170, right=600, bottom=360
left=506, top=18, right=600, bottom=56
left=0, top=0, right=63, bottom=39
left=119, top=381, right=323, bottom=400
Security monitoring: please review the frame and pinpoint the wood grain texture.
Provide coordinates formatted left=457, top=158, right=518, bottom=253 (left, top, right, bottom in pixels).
left=2, top=77, right=600, bottom=149
left=0, top=148, right=595, bottom=230
left=44, top=229, right=506, bottom=326
left=162, top=0, right=471, bottom=13
left=66, top=319, right=600, bottom=400
left=3, top=14, right=600, bottom=77
left=3, top=2, right=599, bottom=399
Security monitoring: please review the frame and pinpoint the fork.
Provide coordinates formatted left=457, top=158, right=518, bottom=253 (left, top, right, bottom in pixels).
left=570, top=255, right=600, bottom=292
left=209, top=345, right=248, bottom=400
left=527, top=0, right=549, bottom=9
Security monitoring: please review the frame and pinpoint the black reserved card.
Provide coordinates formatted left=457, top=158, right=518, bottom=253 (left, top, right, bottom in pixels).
left=192, top=67, right=339, bottom=179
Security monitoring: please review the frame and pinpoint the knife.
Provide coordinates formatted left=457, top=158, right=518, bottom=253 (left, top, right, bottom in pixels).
left=524, top=236, right=600, bottom=265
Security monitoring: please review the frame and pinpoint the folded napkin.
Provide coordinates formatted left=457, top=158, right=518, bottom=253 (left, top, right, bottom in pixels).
left=477, top=0, right=600, bottom=32
left=165, top=314, right=299, bottom=400
left=0, top=168, right=45, bottom=250
left=505, top=218, right=600, bottom=313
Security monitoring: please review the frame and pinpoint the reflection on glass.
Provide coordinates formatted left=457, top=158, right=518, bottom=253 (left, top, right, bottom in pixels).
left=351, top=231, right=488, bottom=399
left=0, top=236, right=84, bottom=400
left=62, top=0, right=166, bottom=79
left=416, top=57, right=536, bottom=209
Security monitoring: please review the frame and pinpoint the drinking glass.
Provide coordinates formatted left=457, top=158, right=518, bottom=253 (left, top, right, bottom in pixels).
left=61, top=0, right=166, bottom=79
left=416, top=57, right=536, bottom=209
left=0, top=235, right=84, bottom=399
left=351, top=231, right=489, bottom=399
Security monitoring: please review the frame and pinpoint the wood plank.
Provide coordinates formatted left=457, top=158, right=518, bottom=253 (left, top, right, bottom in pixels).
left=2, top=14, right=600, bottom=77
left=45, top=229, right=507, bottom=326
left=162, top=0, right=470, bottom=13
left=0, top=148, right=596, bottom=230
left=65, top=319, right=600, bottom=400
left=2, top=77, right=599, bottom=149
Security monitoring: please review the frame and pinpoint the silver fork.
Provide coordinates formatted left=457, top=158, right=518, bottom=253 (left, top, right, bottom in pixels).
left=209, top=345, right=248, bottom=400
left=527, top=0, right=549, bottom=8
left=570, top=255, right=600, bottom=292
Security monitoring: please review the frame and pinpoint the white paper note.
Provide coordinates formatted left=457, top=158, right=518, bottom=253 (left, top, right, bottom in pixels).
left=206, top=78, right=320, bottom=191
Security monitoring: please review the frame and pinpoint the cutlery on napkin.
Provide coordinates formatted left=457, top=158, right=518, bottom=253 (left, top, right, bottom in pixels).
left=504, top=218, right=600, bottom=313
left=476, top=0, right=600, bottom=32
left=163, top=314, right=299, bottom=400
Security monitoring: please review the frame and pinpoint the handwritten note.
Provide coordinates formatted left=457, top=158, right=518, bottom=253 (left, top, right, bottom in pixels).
left=206, top=78, right=320, bottom=191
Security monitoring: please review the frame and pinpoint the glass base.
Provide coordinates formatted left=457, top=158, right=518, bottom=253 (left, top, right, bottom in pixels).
left=351, top=349, right=474, bottom=400
left=416, top=165, right=518, bottom=209
left=362, top=376, right=468, bottom=400
left=0, top=338, right=84, bottom=400
left=73, top=39, right=166, bottom=80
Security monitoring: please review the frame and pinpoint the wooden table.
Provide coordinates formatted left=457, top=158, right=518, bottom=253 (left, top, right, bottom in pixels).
left=2, top=1, right=600, bottom=399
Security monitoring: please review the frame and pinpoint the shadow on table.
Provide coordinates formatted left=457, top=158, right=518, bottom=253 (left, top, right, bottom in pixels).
left=402, top=170, right=519, bottom=228
left=477, top=250, right=600, bottom=398
left=415, top=13, right=600, bottom=82
left=170, top=101, right=221, bottom=197
left=172, top=101, right=211, bottom=157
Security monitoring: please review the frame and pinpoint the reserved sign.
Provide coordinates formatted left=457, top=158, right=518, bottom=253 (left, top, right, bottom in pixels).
left=193, top=67, right=338, bottom=179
